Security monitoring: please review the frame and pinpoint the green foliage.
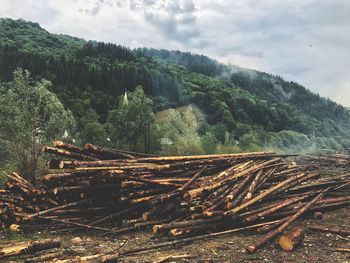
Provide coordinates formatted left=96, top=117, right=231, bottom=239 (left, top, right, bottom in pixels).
left=0, top=18, right=84, bottom=56
left=268, top=130, right=311, bottom=153
left=160, top=107, right=203, bottom=155
left=0, top=69, right=75, bottom=180
left=78, top=108, right=108, bottom=145
left=107, top=86, right=155, bottom=152
left=238, top=132, right=263, bottom=152
left=80, top=122, right=108, bottom=146
left=0, top=18, right=350, bottom=155
left=201, top=132, right=219, bottom=154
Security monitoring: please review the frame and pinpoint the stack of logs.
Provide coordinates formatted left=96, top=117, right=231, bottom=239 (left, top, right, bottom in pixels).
left=1, top=141, right=350, bottom=255
left=297, top=153, right=350, bottom=169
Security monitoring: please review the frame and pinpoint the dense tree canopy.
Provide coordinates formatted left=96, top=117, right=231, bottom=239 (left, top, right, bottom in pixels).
left=1, top=18, right=350, bottom=156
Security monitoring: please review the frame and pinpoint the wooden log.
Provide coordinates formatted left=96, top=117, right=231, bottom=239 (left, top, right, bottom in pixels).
left=274, top=172, right=320, bottom=195
left=241, top=170, right=264, bottom=203
left=265, top=199, right=350, bottom=219
left=72, top=163, right=170, bottom=172
left=168, top=221, right=228, bottom=237
left=84, top=143, right=135, bottom=159
left=267, top=196, right=350, bottom=218
left=53, top=184, right=120, bottom=195
left=225, top=172, right=308, bottom=216
left=243, top=195, right=310, bottom=223
left=42, top=146, right=97, bottom=161
left=256, top=217, right=288, bottom=234
left=120, top=175, right=181, bottom=188
left=178, top=166, right=208, bottom=191
left=153, top=254, right=193, bottom=263
left=246, top=188, right=329, bottom=253
left=125, top=152, right=277, bottom=164
left=90, top=203, right=145, bottom=226
left=225, top=172, right=255, bottom=205
left=23, top=199, right=92, bottom=221
left=0, top=238, right=61, bottom=258
left=187, top=159, right=280, bottom=201
left=58, top=158, right=218, bottom=170
left=152, top=217, right=223, bottom=235
left=43, top=170, right=124, bottom=183
left=50, top=254, right=104, bottom=262
left=99, top=220, right=281, bottom=262
left=334, top=248, right=350, bottom=253
left=24, top=251, right=64, bottom=263
left=278, top=227, right=305, bottom=251
left=38, top=216, right=114, bottom=232
left=111, top=219, right=170, bottom=235
left=308, top=225, right=350, bottom=235
left=7, top=172, right=35, bottom=190
left=204, top=185, right=234, bottom=213
left=53, top=140, right=99, bottom=159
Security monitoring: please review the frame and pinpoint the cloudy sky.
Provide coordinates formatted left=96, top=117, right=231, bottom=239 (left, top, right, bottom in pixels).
left=1, top=0, right=350, bottom=106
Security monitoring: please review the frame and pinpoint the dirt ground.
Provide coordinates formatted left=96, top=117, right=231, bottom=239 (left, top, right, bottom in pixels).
left=1, top=207, right=349, bottom=262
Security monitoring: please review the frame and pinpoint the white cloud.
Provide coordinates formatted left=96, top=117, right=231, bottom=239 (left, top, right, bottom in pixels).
left=0, top=0, right=350, bottom=106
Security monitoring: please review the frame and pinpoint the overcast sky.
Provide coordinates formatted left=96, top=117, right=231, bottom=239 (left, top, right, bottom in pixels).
left=1, top=0, right=350, bottom=106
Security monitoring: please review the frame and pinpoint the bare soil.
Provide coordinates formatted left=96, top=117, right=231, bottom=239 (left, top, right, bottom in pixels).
left=1, top=207, right=349, bottom=262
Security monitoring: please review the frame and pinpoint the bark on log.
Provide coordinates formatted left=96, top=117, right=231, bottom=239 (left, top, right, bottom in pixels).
left=0, top=238, right=61, bottom=258
left=153, top=217, right=223, bottom=235
left=42, top=146, right=97, bottom=161
left=84, top=143, right=135, bottom=159
left=334, top=248, right=350, bottom=253
left=308, top=225, right=350, bottom=235
left=23, top=199, right=92, bottom=221
left=225, top=172, right=308, bottom=216
left=243, top=195, right=310, bottom=223
left=246, top=188, right=329, bottom=253
left=101, top=220, right=281, bottom=262
left=53, top=140, right=99, bottom=159
left=24, top=251, right=64, bottom=263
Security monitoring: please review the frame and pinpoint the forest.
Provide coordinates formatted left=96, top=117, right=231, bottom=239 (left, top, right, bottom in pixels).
left=1, top=18, right=350, bottom=176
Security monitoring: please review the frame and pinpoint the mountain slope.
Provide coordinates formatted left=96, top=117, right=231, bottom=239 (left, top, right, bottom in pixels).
left=1, top=18, right=349, bottom=152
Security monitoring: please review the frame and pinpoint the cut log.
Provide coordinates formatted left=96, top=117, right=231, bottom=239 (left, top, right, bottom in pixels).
left=278, top=227, right=305, bottom=251
left=99, top=220, right=281, bottom=261
left=53, top=140, right=99, bottom=159
left=0, top=238, right=61, bottom=258
left=246, top=188, right=329, bottom=253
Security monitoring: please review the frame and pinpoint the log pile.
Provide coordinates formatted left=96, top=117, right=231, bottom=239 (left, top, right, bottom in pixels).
left=297, top=153, right=350, bottom=169
left=0, top=141, right=350, bottom=256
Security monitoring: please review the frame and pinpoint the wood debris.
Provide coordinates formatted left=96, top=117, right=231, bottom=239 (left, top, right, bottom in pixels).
left=0, top=141, right=350, bottom=260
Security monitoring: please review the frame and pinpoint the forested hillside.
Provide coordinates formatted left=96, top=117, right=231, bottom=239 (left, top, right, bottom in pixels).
left=1, top=18, right=350, bottom=157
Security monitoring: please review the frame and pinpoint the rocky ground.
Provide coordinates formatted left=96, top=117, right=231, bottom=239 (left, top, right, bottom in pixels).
left=1, top=207, right=349, bottom=262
